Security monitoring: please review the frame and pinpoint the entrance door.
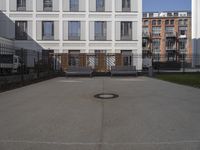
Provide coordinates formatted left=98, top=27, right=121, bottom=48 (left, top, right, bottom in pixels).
left=95, top=50, right=107, bottom=72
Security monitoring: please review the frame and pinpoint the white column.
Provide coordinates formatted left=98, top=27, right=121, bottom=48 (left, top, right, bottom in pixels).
left=59, top=0, right=63, bottom=53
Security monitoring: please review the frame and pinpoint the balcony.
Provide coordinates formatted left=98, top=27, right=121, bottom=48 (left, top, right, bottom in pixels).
left=165, top=32, right=176, bottom=38
left=143, top=46, right=150, bottom=51
left=179, top=34, right=187, bottom=39
left=152, top=33, right=161, bottom=38
left=166, top=46, right=176, bottom=51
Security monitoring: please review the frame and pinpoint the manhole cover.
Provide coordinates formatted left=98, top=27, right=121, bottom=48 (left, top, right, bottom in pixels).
left=94, top=93, right=119, bottom=99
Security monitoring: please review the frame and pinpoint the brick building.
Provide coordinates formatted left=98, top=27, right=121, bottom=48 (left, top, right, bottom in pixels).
left=142, top=11, right=192, bottom=62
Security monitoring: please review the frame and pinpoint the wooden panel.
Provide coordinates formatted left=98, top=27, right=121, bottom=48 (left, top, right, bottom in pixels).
left=79, top=53, right=86, bottom=67
left=115, top=53, right=122, bottom=66
left=95, top=53, right=106, bottom=72
left=61, top=53, right=68, bottom=71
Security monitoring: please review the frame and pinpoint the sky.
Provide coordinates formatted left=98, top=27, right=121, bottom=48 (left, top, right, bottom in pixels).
left=143, top=0, right=191, bottom=12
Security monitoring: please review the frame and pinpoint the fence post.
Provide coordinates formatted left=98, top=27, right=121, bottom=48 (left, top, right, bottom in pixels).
left=37, top=52, right=40, bottom=79
left=20, top=48, right=24, bottom=82
left=182, top=54, right=185, bottom=73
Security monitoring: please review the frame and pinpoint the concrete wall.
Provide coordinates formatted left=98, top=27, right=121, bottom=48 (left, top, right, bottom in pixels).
left=192, top=0, right=200, bottom=66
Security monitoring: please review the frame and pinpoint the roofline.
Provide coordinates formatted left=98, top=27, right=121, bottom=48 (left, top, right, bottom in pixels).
left=143, top=10, right=191, bottom=14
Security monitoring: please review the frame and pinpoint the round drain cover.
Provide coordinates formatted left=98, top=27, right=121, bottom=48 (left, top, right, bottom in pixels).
left=94, top=93, right=119, bottom=99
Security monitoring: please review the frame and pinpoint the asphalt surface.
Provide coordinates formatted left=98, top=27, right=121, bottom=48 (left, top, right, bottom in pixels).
left=0, top=77, right=200, bottom=150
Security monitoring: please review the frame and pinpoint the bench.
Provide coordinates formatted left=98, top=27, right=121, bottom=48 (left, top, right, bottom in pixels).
left=110, top=66, right=138, bottom=76
left=65, top=66, right=93, bottom=77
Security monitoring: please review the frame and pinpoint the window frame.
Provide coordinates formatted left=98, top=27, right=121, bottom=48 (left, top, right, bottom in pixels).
left=121, top=22, right=132, bottom=41
left=17, top=0, right=26, bottom=11
left=95, top=21, right=107, bottom=41
left=43, top=0, right=53, bottom=12
left=15, top=21, right=28, bottom=40
left=42, top=21, right=54, bottom=40
left=70, top=0, right=79, bottom=12
left=122, top=0, right=131, bottom=12
left=96, top=0, right=105, bottom=12
left=68, top=21, right=81, bottom=41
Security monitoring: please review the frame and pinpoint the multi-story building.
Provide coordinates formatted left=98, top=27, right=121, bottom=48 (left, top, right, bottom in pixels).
left=142, top=11, right=192, bottom=61
left=192, top=0, right=200, bottom=67
left=0, top=0, right=142, bottom=71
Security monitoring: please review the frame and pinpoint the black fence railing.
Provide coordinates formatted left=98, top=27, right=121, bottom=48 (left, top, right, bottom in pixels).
left=0, top=44, right=58, bottom=91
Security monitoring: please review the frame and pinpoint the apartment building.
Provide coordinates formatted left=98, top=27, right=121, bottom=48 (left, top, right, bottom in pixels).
left=192, top=0, right=200, bottom=67
left=142, top=11, right=192, bottom=61
left=0, top=0, right=142, bottom=71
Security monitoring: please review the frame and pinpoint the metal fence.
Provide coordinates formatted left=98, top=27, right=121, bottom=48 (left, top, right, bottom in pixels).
left=0, top=44, right=54, bottom=76
left=55, top=52, right=200, bottom=74
left=0, top=43, right=57, bottom=91
left=143, top=53, right=200, bottom=73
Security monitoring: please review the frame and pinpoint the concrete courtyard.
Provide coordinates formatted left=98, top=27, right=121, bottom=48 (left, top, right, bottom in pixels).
left=0, top=77, right=200, bottom=150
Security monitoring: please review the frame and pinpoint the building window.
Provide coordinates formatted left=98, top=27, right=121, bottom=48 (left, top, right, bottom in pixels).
left=17, top=0, right=26, bottom=11
left=152, top=20, right=157, bottom=26
left=179, top=39, right=187, bottom=51
left=152, top=27, right=161, bottom=36
left=68, top=21, right=80, bottom=40
left=167, top=13, right=172, bottom=17
left=15, top=21, right=27, bottom=40
left=42, top=21, right=54, bottom=40
left=68, top=50, right=80, bottom=66
left=142, top=27, right=149, bottom=36
left=96, top=0, right=105, bottom=12
left=70, top=0, right=79, bottom=12
left=142, top=39, right=149, bottom=49
left=165, top=20, right=169, bottom=25
left=143, top=20, right=149, bottom=26
left=165, top=27, right=174, bottom=34
left=166, top=38, right=176, bottom=50
left=122, top=0, right=130, bottom=12
left=43, top=0, right=52, bottom=11
left=121, top=22, right=132, bottom=40
left=157, top=20, right=161, bottom=25
left=179, top=19, right=187, bottom=26
left=143, top=13, right=147, bottom=18
left=170, top=20, right=174, bottom=25
left=149, top=13, right=153, bottom=17
left=152, top=39, right=160, bottom=53
left=95, top=21, right=107, bottom=41
left=121, top=50, right=132, bottom=66
left=179, top=27, right=187, bottom=36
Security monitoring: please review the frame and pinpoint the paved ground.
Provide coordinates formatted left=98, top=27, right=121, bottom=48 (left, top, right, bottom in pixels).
left=0, top=77, right=200, bottom=150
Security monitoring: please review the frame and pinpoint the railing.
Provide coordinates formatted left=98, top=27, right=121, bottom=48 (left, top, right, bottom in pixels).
left=152, top=33, right=161, bottom=37
left=142, top=32, right=150, bottom=38
left=166, top=46, right=176, bottom=50
left=165, top=32, right=176, bottom=37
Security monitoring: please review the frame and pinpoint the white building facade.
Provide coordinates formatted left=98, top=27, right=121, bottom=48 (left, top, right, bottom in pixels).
left=0, top=0, right=142, bottom=70
left=192, top=0, right=200, bottom=67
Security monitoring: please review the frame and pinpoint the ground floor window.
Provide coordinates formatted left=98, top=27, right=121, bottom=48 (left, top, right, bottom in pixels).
left=68, top=50, right=80, bottom=66
left=121, top=50, right=132, bottom=66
